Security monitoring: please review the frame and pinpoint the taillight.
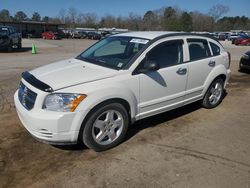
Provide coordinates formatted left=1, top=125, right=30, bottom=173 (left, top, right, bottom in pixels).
left=227, top=51, right=231, bottom=67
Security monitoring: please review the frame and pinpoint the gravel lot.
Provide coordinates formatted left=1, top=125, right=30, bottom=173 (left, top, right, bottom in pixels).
left=0, top=39, right=249, bottom=188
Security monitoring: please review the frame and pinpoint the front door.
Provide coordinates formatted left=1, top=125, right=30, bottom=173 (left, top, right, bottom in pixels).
left=138, top=40, right=188, bottom=119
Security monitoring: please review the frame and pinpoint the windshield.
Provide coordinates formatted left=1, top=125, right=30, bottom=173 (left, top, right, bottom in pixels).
left=0, top=27, right=9, bottom=35
left=77, top=36, right=149, bottom=69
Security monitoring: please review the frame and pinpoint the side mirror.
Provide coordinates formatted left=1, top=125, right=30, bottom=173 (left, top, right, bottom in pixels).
left=138, top=60, right=160, bottom=73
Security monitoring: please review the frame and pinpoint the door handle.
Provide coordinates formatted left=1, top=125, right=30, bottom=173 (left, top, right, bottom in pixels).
left=208, top=61, right=216, bottom=67
left=176, top=68, right=187, bottom=75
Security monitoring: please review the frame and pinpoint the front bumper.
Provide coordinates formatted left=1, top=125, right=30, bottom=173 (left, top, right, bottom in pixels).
left=14, top=90, right=86, bottom=145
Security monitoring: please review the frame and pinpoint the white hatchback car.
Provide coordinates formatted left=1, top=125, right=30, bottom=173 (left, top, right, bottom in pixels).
left=14, top=32, right=231, bottom=151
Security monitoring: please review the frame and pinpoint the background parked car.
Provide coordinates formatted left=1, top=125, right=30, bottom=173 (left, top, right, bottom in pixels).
left=234, top=36, right=250, bottom=46
left=87, top=32, right=95, bottom=39
left=239, top=51, right=250, bottom=71
left=42, top=31, right=61, bottom=40
left=71, top=31, right=87, bottom=39
left=87, top=32, right=102, bottom=40
left=218, top=33, right=226, bottom=41
left=230, top=33, right=249, bottom=44
left=228, top=33, right=239, bottom=43
left=0, top=25, right=22, bottom=51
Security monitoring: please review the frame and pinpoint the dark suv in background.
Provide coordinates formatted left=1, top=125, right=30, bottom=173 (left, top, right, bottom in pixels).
left=0, top=25, right=22, bottom=51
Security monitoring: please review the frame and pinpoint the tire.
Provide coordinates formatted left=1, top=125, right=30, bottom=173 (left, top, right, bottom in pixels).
left=81, top=103, right=129, bottom=152
left=202, top=79, right=224, bottom=109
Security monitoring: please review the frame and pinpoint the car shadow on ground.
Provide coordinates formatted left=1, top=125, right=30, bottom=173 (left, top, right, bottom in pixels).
left=124, top=101, right=202, bottom=142
left=53, top=143, right=87, bottom=151
left=0, top=47, right=32, bottom=53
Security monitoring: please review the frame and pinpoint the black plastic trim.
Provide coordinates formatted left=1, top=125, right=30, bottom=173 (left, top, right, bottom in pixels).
left=22, top=71, right=53, bottom=92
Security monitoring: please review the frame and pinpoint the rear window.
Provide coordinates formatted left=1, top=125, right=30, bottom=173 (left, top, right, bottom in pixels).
left=187, top=39, right=211, bottom=61
left=210, top=42, right=220, bottom=56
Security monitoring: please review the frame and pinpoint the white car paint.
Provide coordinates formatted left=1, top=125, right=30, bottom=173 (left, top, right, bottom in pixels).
left=14, top=32, right=231, bottom=144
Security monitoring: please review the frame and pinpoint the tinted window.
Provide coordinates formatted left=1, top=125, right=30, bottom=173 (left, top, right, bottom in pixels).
left=146, top=41, right=183, bottom=69
left=187, top=39, right=211, bottom=61
left=210, top=42, right=220, bottom=56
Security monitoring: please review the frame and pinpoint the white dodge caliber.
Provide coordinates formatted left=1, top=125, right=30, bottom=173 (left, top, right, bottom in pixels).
left=14, top=32, right=231, bottom=151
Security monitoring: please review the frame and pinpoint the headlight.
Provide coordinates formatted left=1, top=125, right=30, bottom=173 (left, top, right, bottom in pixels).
left=43, top=93, right=86, bottom=112
left=242, top=54, right=249, bottom=59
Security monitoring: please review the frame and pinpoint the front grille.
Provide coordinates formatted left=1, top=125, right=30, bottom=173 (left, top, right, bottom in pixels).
left=18, top=82, right=37, bottom=110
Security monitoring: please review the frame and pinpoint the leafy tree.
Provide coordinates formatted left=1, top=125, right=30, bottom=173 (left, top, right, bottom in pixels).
left=216, top=16, right=250, bottom=31
left=143, top=11, right=157, bottom=30
left=179, top=12, right=193, bottom=32
left=0, top=9, right=11, bottom=21
left=14, top=11, right=28, bottom=21
left=99, top=14, right=116, bottom=28
left=163, top=7, right=179, bottom=31
left=42, top=16, right=50, bottom=22
left=32, top=12, right=41, bottom=21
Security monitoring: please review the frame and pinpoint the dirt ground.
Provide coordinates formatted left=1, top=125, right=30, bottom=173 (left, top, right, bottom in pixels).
left=0, top=39, right=249, bottom=188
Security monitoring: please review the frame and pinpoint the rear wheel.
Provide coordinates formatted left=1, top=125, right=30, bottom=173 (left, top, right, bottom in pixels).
left=202, top=79, right=224, bottom=109
left=81, top=103, right=129, bottom=152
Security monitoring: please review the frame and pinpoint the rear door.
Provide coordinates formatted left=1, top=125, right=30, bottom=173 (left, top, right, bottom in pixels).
left=185, top=38, right=213, bottom=101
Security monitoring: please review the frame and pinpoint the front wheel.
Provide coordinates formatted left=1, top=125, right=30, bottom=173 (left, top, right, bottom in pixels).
left=202, top=79, right=224, bottom=109
left=81, top=103, right=129, bottom=152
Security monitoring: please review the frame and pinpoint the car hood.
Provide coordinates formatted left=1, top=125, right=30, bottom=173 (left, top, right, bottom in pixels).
left=29, top=58, right=117, bottom=91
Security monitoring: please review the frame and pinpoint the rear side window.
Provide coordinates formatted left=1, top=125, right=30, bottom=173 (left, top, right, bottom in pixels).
left=146, top=40, right=183, bottom=69
left=210, top=42, right=220, bottom=56
left=187, top=39, right=211, bottom=61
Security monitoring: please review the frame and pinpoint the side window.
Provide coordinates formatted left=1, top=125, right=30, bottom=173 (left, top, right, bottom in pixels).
left=210, top=42, right=220, bottom=56
left=187, top=39, right=211, bottom=61
left=146, top=40, right=183, bottom=69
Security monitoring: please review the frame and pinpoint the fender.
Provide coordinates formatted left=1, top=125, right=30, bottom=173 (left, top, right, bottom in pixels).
left=80, top=86, right=137, bottom=116
left=202, top=64, right=228, bottom=96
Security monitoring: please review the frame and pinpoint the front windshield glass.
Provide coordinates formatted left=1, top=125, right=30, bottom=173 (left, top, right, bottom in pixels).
left=0, top=27, right=9, bottom=35
left=77, top=36, right=149, bottom=69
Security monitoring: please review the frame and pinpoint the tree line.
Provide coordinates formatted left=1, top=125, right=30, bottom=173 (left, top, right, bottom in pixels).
left=0, top=4, right=250, bottom=32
